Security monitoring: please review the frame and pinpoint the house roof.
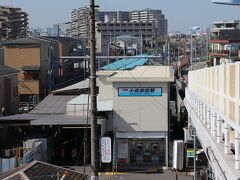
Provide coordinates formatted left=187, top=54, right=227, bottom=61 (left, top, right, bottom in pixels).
left=40, top=36, right=81, bottom=42
left=0, top=65, right=18, bottom=76
left=3, top=37, right=51, bottom=45
left=100, top=54, right=149, bottom=70
left=0, top=161, right=86, bottom=180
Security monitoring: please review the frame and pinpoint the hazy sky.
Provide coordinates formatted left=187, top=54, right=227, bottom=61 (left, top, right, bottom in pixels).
left=1, top=0, right=240, bottom=32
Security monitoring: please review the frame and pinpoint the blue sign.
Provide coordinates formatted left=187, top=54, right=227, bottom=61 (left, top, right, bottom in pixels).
left=118, top=87, right=162, bottom=97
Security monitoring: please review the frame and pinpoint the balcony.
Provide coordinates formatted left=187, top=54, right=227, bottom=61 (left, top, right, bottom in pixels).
left=211, top=29, right=240, bottom=41
left=209, top=49, right=238, bottom=57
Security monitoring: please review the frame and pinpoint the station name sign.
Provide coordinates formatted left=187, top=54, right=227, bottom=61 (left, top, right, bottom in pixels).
left=118, top=87, right=162, bottom=97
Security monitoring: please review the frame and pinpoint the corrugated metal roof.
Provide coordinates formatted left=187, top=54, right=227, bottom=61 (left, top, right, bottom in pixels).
left=0, top=114, right=102, bottom=125
left=100, top=54, right=149, bottom=70
left=30, top=94, right=76, bottom=114
left=24, top=161, right=85, bottom=180
left=30, top=114, right=89, bottom=125
left=52, top=78, right=99, bottom=93
left=0, top=161, right=85, bottom=180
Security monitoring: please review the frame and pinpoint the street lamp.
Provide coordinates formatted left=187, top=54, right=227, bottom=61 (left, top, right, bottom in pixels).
left=190, top=26, right=200, bottom=70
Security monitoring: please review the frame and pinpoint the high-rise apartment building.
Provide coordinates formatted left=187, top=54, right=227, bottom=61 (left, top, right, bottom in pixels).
left=71, top=8, right=168, bottom=39
left=130, top=9, right=168, bottom=37
left=71, top=7, right=99, bottom=38
left=0, top=6, right=28, bottom=40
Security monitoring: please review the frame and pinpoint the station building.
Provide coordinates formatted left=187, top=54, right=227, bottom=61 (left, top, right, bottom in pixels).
left=97, top=65, right=174, bottom=167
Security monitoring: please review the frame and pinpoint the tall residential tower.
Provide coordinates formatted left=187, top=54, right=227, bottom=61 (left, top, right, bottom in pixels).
left=0, top=6, right=28, bottom=40
left=71, top=8, right=168, bottom=39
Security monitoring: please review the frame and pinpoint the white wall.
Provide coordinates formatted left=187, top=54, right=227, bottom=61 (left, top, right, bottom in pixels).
left=98, top=75, right=113, bottom=101
left=113, top=82, right=169, bottom=132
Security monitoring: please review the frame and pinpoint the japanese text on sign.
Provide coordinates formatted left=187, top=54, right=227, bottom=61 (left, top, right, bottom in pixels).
left=101, top=137, right=112, bottom=163
left=118, top=87, right=162, bottom=97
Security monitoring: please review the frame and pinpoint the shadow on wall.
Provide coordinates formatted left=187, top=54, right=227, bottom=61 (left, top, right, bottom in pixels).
left=112, top=111, right=136, bottom=132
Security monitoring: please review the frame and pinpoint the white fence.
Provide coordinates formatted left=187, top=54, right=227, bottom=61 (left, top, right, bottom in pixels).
left=185, top=62, right=240, bottom=179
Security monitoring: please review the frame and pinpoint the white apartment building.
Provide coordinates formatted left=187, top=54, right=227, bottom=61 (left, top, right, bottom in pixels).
left=71, top=8, right=168, bottom=39
left=130, top=9, right=168, bottom=37
left=71, top=7, right=99, bottom=38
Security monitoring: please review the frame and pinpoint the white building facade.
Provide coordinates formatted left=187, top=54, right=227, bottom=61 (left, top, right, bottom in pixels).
left=98, top=66, right=174, bottom=168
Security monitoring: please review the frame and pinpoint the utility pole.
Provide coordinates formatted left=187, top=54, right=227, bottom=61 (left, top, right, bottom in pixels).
left=89, top=0, right=99, bottom=179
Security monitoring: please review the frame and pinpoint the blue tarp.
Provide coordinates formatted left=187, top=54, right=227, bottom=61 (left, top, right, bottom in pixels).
left=100, top=54, right=149, bottom=70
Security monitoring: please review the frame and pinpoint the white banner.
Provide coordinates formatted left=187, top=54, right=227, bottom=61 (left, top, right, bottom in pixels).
left=101, top=137, right=111, bottom=163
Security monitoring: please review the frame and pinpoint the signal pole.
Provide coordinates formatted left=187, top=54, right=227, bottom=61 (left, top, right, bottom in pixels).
left=89, top=0, right=99, bottom=179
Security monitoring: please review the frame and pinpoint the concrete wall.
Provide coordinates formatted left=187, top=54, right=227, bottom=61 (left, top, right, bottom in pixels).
left=112, top=82, right=169, bottom=132
left=98, top=75, right=113, bottom=101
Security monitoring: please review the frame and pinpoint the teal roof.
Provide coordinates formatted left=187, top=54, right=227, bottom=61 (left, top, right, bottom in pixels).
left=100, top=54, right=149, bottom=70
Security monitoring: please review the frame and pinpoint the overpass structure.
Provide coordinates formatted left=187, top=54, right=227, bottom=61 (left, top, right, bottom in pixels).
left=184, top=62, right=240, bottom=179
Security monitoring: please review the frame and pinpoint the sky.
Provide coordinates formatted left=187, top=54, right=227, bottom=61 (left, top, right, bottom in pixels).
left=1, top=0, right=240, bottom=32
